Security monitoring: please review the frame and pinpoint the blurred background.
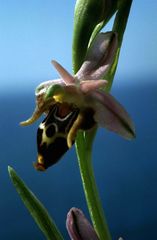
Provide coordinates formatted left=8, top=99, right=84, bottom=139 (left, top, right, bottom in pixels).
left=0, top=1, right=157, bottom=239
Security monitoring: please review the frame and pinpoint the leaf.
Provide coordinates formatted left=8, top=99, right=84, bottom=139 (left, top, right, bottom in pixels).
left=8, top=166, right=64, bottom=240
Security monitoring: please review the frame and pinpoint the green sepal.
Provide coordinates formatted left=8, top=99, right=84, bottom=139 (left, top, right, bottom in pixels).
left=8, top=166, right=64, bottom=240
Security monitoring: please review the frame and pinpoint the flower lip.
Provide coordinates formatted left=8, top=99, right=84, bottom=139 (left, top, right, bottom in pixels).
left=34, top=103, right=80, bottom=170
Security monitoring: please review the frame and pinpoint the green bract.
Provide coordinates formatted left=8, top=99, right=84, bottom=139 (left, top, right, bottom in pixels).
left=73, top=0, right=118, bottom=73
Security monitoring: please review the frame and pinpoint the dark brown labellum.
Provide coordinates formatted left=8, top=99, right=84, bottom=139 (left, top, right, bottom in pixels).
left=34, top=103, right=96, bottom=171
left=80, top=108, right=96, bottom=130
left=34, top=103, right=79, bottom=171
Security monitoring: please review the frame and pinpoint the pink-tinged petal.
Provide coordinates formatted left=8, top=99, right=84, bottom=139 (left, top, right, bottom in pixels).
left=80, top=79, right=107, bottom=93
left=51, top=60, right=76, bottom=84
left=66, top=208, right=99, bottom=240
left=76, top=32, right=118, bottom=81
left=92, top=90, right=135, bottom=139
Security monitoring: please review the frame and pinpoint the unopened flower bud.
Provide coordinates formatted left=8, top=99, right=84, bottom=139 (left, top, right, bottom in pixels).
left=73, top=0, right=118, bottom=72
left=66, top=208, right=99, bottom=240
left=76, top=31, right=118, bottom=80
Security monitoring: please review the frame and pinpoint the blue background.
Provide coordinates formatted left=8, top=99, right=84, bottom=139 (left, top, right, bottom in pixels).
left=0, top=1, right=157, bottom=239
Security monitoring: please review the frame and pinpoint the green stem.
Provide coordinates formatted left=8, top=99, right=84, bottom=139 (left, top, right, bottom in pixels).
left=76, top=129, right=112, bottom=240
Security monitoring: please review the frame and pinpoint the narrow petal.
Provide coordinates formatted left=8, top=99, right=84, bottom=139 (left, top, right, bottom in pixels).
left=76, top=32, right=118, bottom=80
left=92, top=90, right=135, bottom=139
left=80, top=79, right=107, bottom=93
left=51, top=60, right=76, bottom=84
left=66, top=208, right=99, bottom=240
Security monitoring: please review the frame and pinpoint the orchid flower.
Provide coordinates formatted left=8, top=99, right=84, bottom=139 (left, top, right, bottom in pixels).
left=20, top=31, right=135, bottom=171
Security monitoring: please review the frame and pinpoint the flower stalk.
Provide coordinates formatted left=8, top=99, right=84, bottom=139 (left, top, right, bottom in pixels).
left=73, top=1, right=133, bottom=239
left=76, top=128, right=112, bottom=240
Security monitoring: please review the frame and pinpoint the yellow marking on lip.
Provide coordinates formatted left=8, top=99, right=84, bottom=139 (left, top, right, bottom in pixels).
left=53, top=94, right=64, bottom=103
left=37, top=154, right=44, bottom=164
left=53, top=92, right=84, bottom=108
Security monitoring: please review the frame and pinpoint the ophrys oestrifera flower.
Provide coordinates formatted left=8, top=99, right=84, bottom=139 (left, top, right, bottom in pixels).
left=21, top=32, right=135, bottom=170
